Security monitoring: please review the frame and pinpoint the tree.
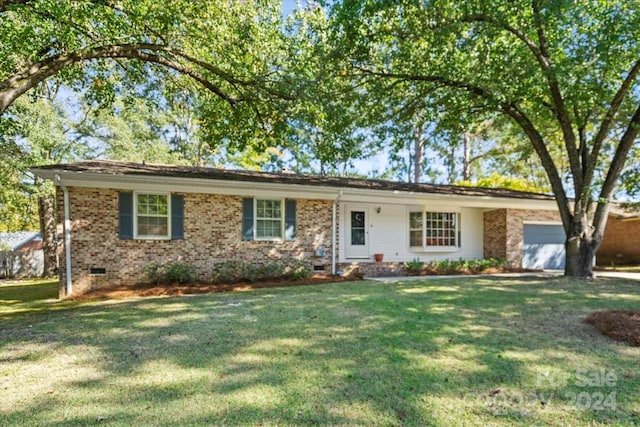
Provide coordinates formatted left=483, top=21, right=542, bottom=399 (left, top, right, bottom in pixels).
left=274, top=3, right=376, bottom=176
left=0, top=77, right=223, bottom=275
left=0, top=0, right=293, bottom=275
left=0, top=83, right=93, bottom=276
left=0, top=0, right=292, bottom=142
left=331, top=0, right=640, bottom=278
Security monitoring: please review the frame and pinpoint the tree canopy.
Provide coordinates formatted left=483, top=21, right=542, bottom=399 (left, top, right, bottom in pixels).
left=1, top=0, right=640, bottom=278
left=331, top=0, right=640, bottom=276
left=0, top=0, right=292, bottom=145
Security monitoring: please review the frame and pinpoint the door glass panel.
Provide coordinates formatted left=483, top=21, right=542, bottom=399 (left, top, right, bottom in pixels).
left=351, top=211, right=365, bottom=245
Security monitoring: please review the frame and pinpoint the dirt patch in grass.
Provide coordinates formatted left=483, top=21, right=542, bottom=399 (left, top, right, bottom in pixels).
left=584, top=310, right=640, bottom=346
left=68, top=274, right=356, bottom=301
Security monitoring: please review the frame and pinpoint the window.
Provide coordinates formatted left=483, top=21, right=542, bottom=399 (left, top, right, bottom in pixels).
left=350, top=211, right=366, bottom=245
left=256, top=199, right=283, bottom=239
left=409, top=212, right=423, bottom=247
left=119, top=192, right=183, bottom=240
left=242, top=198, right=296, bottom=241
left=136, top=193, right=170, bottom=238
left=409, top=211, right=459, bottom=248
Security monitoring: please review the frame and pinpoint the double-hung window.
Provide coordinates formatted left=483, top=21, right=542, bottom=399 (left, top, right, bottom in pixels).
left=409, top=210, right=459, bottom=249
left=136, top=193, right=170, bottom=239
left=118, top=191, right=183, bottom=240
left=255, top=199, right=283, bottom=239
left=242, top=197, right=296, bottom=241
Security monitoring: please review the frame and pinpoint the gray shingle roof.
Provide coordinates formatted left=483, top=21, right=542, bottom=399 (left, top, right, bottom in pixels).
left=0, top=232, right=41, bottom=251
left=32, top=160, right=556, bottom=201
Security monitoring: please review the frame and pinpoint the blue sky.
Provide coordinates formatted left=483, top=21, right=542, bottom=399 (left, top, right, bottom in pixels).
left=281, top=0, right=299, bottom=16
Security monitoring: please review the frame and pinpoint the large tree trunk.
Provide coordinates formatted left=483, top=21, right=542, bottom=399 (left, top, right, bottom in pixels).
left=563, top=201, right=608, bottom=278
left=38, top=194, right=58, bottom=278
left=564, top=234, right=598, bottom=278
left=413, top=120, right=425, bottom=183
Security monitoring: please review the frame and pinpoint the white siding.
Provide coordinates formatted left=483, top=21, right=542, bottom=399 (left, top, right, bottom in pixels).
left=339, top=202, right=484, bottom=262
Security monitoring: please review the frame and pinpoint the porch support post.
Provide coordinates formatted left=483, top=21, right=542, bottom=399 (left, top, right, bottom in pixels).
left=55, top=174, right=72, bottom=296
left=331, top=191, right=343, bottom=275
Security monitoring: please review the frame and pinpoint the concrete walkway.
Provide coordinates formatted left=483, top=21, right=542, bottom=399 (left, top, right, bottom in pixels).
left=367, top=270, right=640, bottom=283
left=595, top=271, right=640, bottom=281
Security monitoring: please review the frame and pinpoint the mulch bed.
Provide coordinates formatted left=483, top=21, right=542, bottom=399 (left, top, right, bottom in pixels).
left=68, top=274, right=356, bottom=301
left=584, top=310, right=640, bottom=347
left=68, top=268, right=540, bottom=301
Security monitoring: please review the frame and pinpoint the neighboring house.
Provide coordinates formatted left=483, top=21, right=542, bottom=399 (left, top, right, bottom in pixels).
left=32, top=160, right=571, bottom=297
left=597, top=210, right=640, bottom=266
left=0, top=231, right=44, bottom=279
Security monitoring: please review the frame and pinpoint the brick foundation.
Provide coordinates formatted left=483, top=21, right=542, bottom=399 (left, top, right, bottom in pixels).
left=337, top=261, right=407, bottom=277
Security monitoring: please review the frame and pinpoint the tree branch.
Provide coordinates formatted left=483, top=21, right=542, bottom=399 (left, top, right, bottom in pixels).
left=587, top=58, right=640, bottom=182
left=442, top=12, right=560, bottom=119
left=531, top=0, right=581, bottom=195
left=595, top=102, right=640, bottom=227
left=0, top=0, right=32, bottom=12
left=502, top=101, right=572, bottom=229
left=120, top=50, right=239, bottom=105
left=167, top=48, right=295, bottom=101
left=458, top=14, right=545, bottom=66
left=0, top=43, right=245, bottom=115
left=354, top=66, right=502, bottom=104
left=354, top=65, right=573, bottom=227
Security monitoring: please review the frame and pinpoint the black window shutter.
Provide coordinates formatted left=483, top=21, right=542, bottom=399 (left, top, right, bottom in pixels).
left=119, top=192, right=134, bottom=239
left=171, top=194, right=184, bottom=240
left=242, top=198, right=254, bottom=241
left=285, top=199, right=296, bottom=241
left=457, top=212, right=462, bottom=248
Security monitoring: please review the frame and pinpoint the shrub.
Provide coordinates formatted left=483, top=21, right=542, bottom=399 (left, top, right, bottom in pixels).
left=143, top=262, right=164, bottom=285
left=211, top=260, right=312, bottom=284
left=283, top=259, right=312, bottom=280
left=257, top=262, right=285, bottom=281
left=414, top=258, right=508, bottom=276
left=165, top=262, right=197, bottom=284
left=211, top=261, right=252, bottom=283
left=143, top=262, right=197, bottom=285
left=404, top=258, right=424, bottom=274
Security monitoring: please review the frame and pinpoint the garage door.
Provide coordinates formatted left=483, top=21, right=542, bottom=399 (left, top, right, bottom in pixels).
left=522, top=224, right=566, bottom=270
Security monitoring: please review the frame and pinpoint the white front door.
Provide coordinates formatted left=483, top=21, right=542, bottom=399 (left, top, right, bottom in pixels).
left=346, top=206, right=369, bottom=258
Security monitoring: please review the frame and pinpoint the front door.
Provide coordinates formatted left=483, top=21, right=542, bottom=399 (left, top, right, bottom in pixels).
left=346, top=207, right=369, bottom=258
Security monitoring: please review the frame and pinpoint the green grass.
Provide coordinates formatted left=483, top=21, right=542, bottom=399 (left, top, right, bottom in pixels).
left=0, top=278, right=79, bottom=318
left=1, top=277, right=639, bottom=426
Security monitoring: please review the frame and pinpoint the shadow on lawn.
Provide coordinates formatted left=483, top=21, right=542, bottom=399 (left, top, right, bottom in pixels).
left=0, top=280, right=57, bottom=304
left=1, top=277, right=639, bottom=425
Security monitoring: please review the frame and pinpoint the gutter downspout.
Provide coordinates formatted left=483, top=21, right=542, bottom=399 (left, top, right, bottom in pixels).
left=331, top=191, right=343, bottom=275
left=55, top=174, right=72, bottom=296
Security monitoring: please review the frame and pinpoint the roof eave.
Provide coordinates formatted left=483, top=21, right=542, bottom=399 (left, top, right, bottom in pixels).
left=33, top=167, right=559, bottom=210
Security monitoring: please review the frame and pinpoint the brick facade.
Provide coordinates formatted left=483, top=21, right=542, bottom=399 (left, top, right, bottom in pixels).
left=597, top=217, right=640, bottom=265
left=483, top=209, right=561, bottom=267
left=337, top=261, right=407, bottom=277
left=57, top=185, right=587, bottom=295
left=483, top=209, right=507, bottom=260
left=58, top=187, right=333, bottom=296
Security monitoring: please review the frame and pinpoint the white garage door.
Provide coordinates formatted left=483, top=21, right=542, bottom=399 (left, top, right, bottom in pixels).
left=522, top=224, right=566, bottom=270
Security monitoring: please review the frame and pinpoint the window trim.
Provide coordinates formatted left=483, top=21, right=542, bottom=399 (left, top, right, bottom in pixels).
left=254, top=198, right=284, bottom=241
left=133, top=192, right=172, bottom=240
left=409, top=209, right=460, bottom=251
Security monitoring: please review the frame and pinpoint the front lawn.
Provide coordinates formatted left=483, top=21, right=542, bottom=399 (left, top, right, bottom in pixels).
left=1, top=277, right=639, bottom=426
